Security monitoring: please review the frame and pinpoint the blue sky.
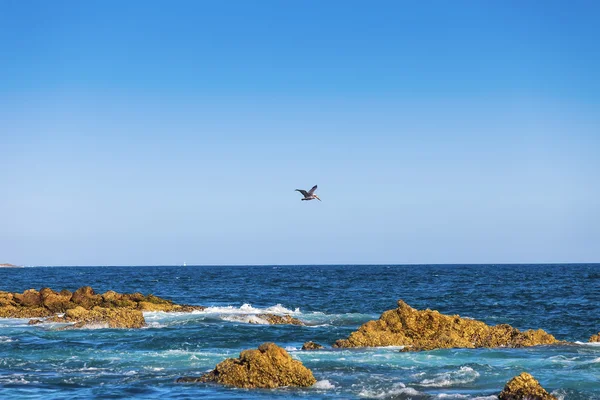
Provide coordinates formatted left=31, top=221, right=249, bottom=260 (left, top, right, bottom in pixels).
left=1, top=1, right=598, bottom=265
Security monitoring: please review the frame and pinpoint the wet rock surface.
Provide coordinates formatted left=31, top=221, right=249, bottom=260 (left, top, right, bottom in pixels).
left=589, top=332, right=600, bottom=342
left=301, top=341, right=324, bottom=350
left=176, top=342, right=316, bottom=388
left=46, top=306, right=146, bottom=329
left=498, top=372, right=557, bottom=400
left=256, top=314, right=305, bottom=325
left=333, top=300, right=559, bottom=351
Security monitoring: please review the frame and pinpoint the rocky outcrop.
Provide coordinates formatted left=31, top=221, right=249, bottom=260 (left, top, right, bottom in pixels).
left=46, top=306, right=146, bottom=329
left=0, top=286, right=205, bottom=319
left=498, top=372, right=556, bottom=400
left=257, top=314, right=305, bottom=325
left=1, top=287, right=205, bottom=329
left=176, top=342, right=316, bottom=388
left=333, top=300, right=559, bottom=351
left=302, top=341, right=324, bottom=350
left=589, top=332, right=600, bottom=342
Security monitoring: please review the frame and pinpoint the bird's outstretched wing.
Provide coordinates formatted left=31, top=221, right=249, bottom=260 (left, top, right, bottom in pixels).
left=295, top=189, right=309, bottom=197
left=308, top=185, right=318, bottom=195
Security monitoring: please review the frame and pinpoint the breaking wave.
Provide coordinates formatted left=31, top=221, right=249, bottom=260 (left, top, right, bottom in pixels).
left=418, top=366, right=479, bottom=387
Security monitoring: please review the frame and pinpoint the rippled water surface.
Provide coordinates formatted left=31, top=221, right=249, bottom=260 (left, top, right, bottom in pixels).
left=1, top=264, right=599, bottom=399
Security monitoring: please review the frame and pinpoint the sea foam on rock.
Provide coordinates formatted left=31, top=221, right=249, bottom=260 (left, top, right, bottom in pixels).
left=498, top=372, right=557, bottom=400
left=176, top=342, right=316, bottom=388
left=333, top=300, right=559, bottom=351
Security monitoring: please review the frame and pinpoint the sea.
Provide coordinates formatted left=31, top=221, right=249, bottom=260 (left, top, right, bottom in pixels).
left=0, top=264, right=599, bottom=399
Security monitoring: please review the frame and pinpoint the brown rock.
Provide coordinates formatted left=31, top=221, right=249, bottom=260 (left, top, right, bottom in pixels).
left=302, top=341, right=324, bottom=350
left=0, top=286, right=204, bottom=323
left=498, top=372, right=556, bottom=400
left=28, top=319, right=44, bottom=325
left=589, top=332, right=600, bottom=342
left=40, top=288, right=73, bottom=313
left=256, top=314, right=305, bottom=325
left=71, top=286, right=101, bottom=309
left=333, top=300, right=558, bottom=351
left=177, top=305, right=207, bottom=312
left=47, top=306, right=146, bottom=328
left=176, top=342, right=316, bottom=388
left=13, top=289, right=42, bottom=307
left=0, top=292, right=14, bottom=307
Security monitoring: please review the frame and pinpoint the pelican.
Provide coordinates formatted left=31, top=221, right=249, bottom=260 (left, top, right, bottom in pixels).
left=295, top=185, right=321, bottom=201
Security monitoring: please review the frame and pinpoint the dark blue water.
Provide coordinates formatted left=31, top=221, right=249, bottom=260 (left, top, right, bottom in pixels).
left=1, top=264, right=599, bottom=399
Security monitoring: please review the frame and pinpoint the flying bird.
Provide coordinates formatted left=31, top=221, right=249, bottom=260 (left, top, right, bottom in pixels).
left=295, top=185, right=321, bottom=201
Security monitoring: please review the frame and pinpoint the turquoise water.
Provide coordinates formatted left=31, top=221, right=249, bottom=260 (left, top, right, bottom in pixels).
left=1, top=264, right=599, bottom=399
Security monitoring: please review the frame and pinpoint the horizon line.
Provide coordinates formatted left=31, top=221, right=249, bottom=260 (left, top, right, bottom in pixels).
left=13, top=262, right=600, bottom=268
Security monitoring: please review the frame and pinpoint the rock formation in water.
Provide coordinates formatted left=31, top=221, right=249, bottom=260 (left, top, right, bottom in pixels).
left=0, top=286, right=205, bottom=328
left=46, top=306, right=146, bottom=328
left=176, top=342, right=316, bottom=388
left=333, top=300, right=559, bottom=351
left=302, top=341, right=324, bottom=350
left=589, top=332, right=600, bottom=342
left=498, top=372, right=556, bottom=400
left=256, top=314, right=305, bottom=325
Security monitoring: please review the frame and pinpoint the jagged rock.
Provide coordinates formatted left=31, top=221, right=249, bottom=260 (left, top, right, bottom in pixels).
left=302, top=341, right=324, bottom=350
left=498, top=372, right=556, bottom=399
left=0, top=287, right=205, bottom=324
left=176, top=342, right=316, bottom=388
left=333, top=300, right=558, bottom=351
left=28, top=319, right=44, bottom=325
left=71, top=286, right=101, bottom=309
left=40, top=288, right=73, bottom=313
left=256, top=314, right=305, bottom=325
left=589, top=332, right=600, bottom=342
left=46, top=306, right=146, bottom=328
left=14, top=289, right=42, bottom=307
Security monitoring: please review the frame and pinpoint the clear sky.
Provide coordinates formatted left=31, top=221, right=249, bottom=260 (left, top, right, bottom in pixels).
left=1, top=0, right=599, bottom=266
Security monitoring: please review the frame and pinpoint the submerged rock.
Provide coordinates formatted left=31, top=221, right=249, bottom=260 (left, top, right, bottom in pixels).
left=498, top=372, right=556, bottom=400
left=302, top=341, right=324, bottom=350
left=256, top=314, right=305, bottom=325
left=589, top=332, right=600, bottom=342
left=46, top=306, right=146, bottom=328
left=333, top=300, right=558, bottom=351
left=176, top=342, right=316, bottom=388
left=0, top=286, right=205, bottom=324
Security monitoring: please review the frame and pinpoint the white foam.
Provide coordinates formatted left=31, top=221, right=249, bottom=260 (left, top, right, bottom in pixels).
left=471, top=396, right=498, bottom=400
left=0, top=375, right=30, bottom=384
left=359, top=382, right=421, bottom=398
left=313, top=379, right=335, bottom=389
left=419, top=366, right=479, bottom=387
left=0, top=336, right=15, bottom=343
left=437, top=394, right=469, bottom=399
left=220, top=315, right=270, bottom=325
left=203, top=303, right=300, bottom=315
left=575, top=341, right=600, bottom=346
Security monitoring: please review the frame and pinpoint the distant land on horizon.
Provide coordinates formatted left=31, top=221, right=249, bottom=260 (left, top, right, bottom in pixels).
left=0, top=263, right=22, bottom=268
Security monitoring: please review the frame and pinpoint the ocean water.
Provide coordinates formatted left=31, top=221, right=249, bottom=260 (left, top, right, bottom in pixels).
left=1, top=264, right=599, bottom=399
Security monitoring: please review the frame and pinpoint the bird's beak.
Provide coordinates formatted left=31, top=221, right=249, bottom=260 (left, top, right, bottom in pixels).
left=316, top=196, right=321, bottom=201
